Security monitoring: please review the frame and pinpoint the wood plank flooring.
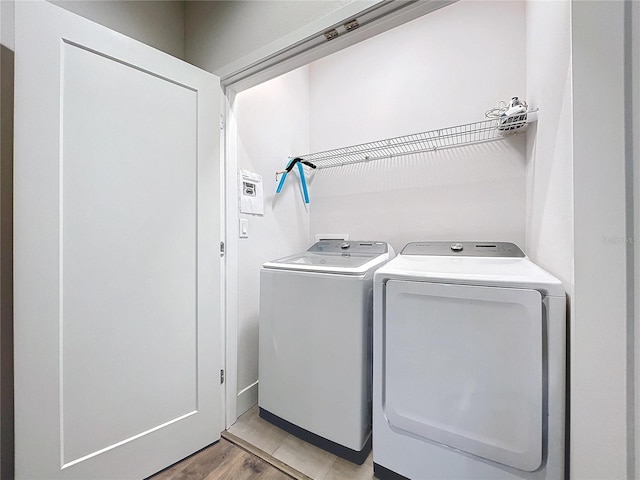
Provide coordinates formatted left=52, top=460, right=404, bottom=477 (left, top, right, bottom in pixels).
left=148, top=438, right=293, bottom=480
left=228, top=406, right=375, bottom=480
left=148, top=405, right=374, bottom=480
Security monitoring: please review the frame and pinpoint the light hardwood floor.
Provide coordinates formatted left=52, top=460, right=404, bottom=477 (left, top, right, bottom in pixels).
left=228, top=406, right=375, bottom=480
left=148, top=438, right=293, bottom=480
left=149, top=405, right=375, bottom=480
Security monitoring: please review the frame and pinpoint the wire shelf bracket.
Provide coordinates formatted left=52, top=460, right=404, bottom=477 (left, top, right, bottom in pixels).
left=293, top=109, right=538, bottom=170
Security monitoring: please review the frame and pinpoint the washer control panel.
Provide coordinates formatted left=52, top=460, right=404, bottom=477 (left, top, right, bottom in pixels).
left=401, top=241, right=525, bottom=257
left=309, top=240, right=388, bottom=254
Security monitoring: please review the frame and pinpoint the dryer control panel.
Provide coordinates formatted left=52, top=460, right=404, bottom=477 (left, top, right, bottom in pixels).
left=401, top=241, right=525, bottom=257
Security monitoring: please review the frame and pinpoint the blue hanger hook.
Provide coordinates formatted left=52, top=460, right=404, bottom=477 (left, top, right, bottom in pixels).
left=276, top=157, right=316, bottom=204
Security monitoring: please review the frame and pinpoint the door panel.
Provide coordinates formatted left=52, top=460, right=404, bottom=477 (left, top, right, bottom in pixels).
left=61, top=41, right=199, bottom=466
left=383, top=281, right=543, bottom=472
left=14, top=2, right=221, bottom=478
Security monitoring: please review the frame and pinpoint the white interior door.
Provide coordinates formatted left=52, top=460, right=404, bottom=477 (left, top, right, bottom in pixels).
left=14, top=2, right=222, bottom=478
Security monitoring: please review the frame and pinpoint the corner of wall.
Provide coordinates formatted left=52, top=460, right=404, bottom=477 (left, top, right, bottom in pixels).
left=524, top=0, right=574, bottom=292
left=0, top=1, right=15, bottom=478
left=232, top=67, right=312, bottom=418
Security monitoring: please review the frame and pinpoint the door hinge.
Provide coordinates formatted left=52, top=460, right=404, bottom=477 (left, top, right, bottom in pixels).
left=220, top=241, right=225, bottom=255
left=220, top=369, right=225, bottom=384
left=220, top=115, right=225, bottom=131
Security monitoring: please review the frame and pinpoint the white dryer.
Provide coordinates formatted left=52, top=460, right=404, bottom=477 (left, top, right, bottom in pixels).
left=372, top=242, right=565, bottom=480
left=259, top=240, right=395, bottom=464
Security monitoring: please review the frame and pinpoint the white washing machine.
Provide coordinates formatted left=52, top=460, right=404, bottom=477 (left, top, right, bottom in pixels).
left=259, top=240, right=395, bottom=464
left=372, top=242, right=566, bottom=480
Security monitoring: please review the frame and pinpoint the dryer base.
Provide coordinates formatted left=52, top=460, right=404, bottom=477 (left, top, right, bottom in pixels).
left=374, top=463, right=410, bottom=480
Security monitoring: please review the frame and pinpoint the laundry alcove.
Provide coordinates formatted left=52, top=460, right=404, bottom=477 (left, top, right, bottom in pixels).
left=225, top=0, right=529, bottom=425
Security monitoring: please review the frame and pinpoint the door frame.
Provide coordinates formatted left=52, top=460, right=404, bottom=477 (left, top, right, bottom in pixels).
left=631, top=0, right=639, bottom=474
left=219, top=0, right=456, bottom=428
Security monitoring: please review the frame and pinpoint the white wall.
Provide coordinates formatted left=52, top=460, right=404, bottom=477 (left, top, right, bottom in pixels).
left=233, top=67, right=312, bottom=413
left=571, top=2, right=629, bottom=479
left=230, top=0, right=527, bottom=417
left=184, top=0, right=375, bottom=76
left=526, top=3, right=635, bottom=478
left=524, top=2, right=576, bottom=477
left=524, top=1, right=573, bottom=290
left=308, top=0, right=527, bottom=252
left=49, top=0, right=185, bottom=59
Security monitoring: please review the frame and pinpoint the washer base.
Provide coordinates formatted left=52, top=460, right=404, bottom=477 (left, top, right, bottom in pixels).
left=259, top=407, right=371, bottom=465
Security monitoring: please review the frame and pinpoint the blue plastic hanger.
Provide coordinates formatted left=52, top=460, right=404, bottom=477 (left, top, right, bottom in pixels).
left=276, top=157, right=316, bottom=204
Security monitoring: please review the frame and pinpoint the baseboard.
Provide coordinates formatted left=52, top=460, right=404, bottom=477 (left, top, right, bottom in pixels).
left=236, top=380, right=258, bottom=416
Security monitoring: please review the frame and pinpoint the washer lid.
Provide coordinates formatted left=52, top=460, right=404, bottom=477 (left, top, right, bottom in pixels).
left=263, top=241, right=391, bottom=274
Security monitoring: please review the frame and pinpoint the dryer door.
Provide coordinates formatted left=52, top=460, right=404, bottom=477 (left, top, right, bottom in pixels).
left=383, top=280, right=543, bottom=472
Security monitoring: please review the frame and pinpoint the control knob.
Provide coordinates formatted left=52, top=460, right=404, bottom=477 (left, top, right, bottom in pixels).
left=450, top=243, right=464, bottom=252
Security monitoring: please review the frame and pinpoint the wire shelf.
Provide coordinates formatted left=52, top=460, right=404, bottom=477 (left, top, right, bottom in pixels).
left=295, top=110, right=538, bottom=170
